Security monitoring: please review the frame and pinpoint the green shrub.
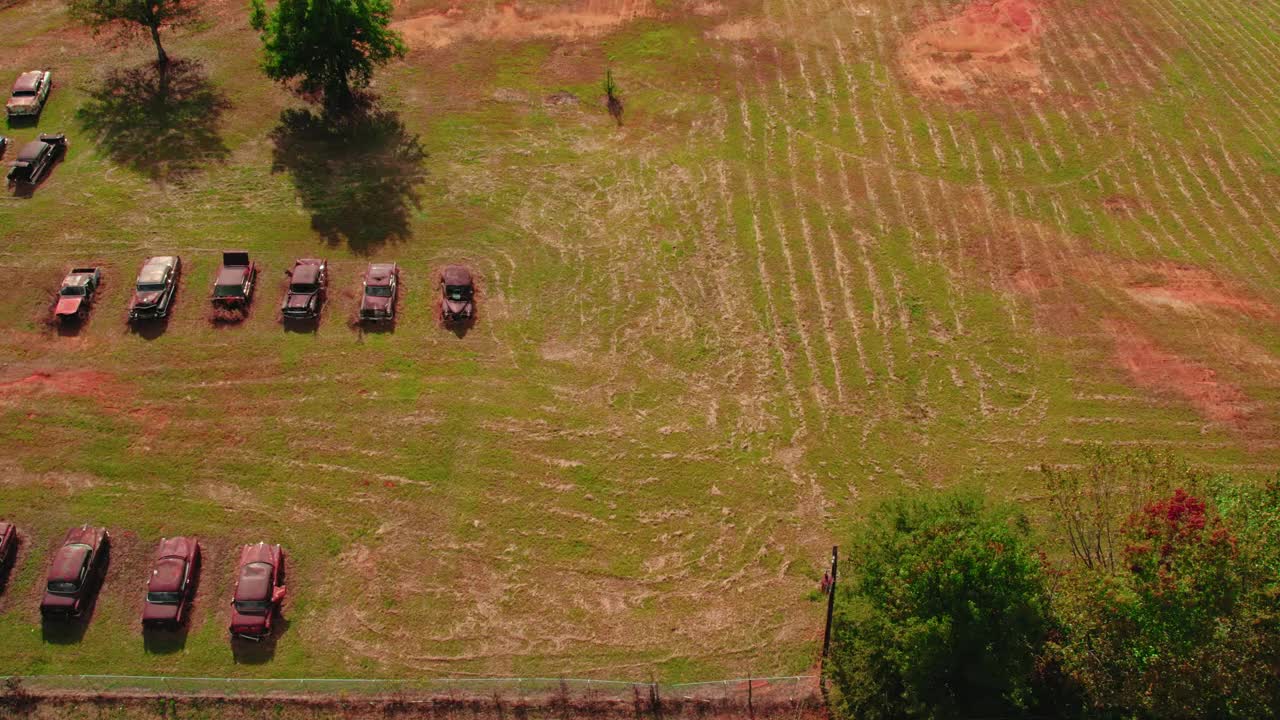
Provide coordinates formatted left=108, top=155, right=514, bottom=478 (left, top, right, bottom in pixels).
left=826, top=492, right=1053, bottom=720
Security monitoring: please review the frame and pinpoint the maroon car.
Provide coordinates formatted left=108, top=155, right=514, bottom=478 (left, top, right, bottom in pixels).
left=281, top=258, right=327, bottom=321
left=439, top=265, right=475, bottom=323
left=359, top=262, right=398, bottom=323
left=41, top=526, right=109, bottom=619
left=211, top=251, right=257, bottom=312
left=229, top=543, right=285, bottom=641
left=142, top=537, right=200, bottom=629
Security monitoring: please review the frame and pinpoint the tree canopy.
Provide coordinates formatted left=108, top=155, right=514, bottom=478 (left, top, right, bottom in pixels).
left=826, top=492, right=1054, bottom=720
left=67, top=0, right=201, bottom=66
left=249, top=0, right=406, bottom=109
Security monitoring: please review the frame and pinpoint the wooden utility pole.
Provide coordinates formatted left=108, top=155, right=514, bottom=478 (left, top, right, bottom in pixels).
left=821, top=545, right=838, bottom=657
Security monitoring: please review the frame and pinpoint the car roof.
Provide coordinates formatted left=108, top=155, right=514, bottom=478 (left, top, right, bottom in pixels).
left=15, top=140, right=48, bottom=163
left=148, top=556, right=188, bottom=593
left=49, top=544, right=92, bottom=583
left=290, top=263, right=320, bottom=285
left=441, top=265, right=472, bottom=285
left=13, top=71, right=42, bottom=93
left=0, top=521, right=11, bottom=536
left=234, top=562, right=273, bottom=601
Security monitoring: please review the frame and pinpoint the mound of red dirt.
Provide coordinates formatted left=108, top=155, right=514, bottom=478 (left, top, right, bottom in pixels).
left=900, top=0, right=1044, bottom=99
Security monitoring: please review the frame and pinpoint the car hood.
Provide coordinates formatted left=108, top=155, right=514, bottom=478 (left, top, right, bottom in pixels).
left=143, top=602, right=180, bottom=622
left=41, top=592, right=78, bottom=610
left=444, top=298, right=473, bottom=314
left=284, top=292, right=315, bottom=309
left=362, top=295, right=391, bottom=311
left=132, top=291, right=164, bottom=308
left=55, top=297, right=84, bottom=316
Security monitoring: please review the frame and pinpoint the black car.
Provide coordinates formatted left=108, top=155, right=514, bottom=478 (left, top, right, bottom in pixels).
left=8, top=133, right=66, bottom=187
left=281, top=258, right=327, bottom=321
left=129, top=256, right=182, bottom=321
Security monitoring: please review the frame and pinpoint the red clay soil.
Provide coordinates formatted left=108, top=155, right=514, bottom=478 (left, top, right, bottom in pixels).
left=1117, top=263, right=1278, bottom=318
left=900, top=0, right=1044, bottom=99
left=393, top=0, right=658, bottom=49
left=0, top=371, right=117, bottom=400
left=1103, top=319, right=1253, bottom=426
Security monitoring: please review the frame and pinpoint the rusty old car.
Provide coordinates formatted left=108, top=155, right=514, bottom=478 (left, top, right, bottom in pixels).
left=142, top=536, right=201, bottom=629
left=229, top=542, right=285, bottom=641
left=40, top=526, right=109, bottom=620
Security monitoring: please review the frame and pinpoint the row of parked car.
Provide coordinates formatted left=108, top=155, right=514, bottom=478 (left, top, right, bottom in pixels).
left=0, top=522, right=286, bottom=641
left=54, top=252, right=478, bottom=326
left=3, top=70, right=66, bottom=189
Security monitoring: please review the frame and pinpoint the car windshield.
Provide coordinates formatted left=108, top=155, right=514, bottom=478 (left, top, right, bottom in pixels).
left=213, top=284, right=243, bottom=297
left=14, top=89, right=36, bottom=97
left=233, top=599, right=271, bottom=615
left=147, top=591, right=182, bottom=604
left=365, top=285, right=393, bottom=297
left=290, top=283, right=317, bottom=294
left=137, top=282, right=167, bottom=292
left=47, top=580, right=80, bottom=593
left=445, top=285, right=471, bottom=301
left=59, top=285, right=86, bottom=297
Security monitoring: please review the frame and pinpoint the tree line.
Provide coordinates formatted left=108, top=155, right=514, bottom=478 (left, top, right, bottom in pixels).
left=827, top=447, right=1280, bottom=719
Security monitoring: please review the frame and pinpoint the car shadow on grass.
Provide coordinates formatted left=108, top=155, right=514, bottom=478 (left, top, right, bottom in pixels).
left=128, top=317, right=170, bottom=341
left=54, top=317, right=88, bottom=338
left=445, top=316, right=475, bottom=339
left=282, top=316, right=320, bottom=335
left=269, top=97, right=427, bottom=254
left=0, top=536, right=18, bottom=595
left=142, top=624, right=190, bottom=654
left=76, top=58, right=230, bottom=183
left=230, top=617, right=289, bottom=665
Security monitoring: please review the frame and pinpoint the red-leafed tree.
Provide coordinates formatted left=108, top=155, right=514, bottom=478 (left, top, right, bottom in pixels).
left=1053, top=486, right=1280, bottom=718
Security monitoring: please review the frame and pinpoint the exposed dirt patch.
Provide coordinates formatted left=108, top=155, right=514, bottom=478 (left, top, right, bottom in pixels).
left=900, top=0, right=1044, bottom=99
left=707, top=17, right=779, bottom=42
left=1103, top=319, right=1253, bottom=427
left=1102, top=194, right=1147, bottom=216
left=394, top=0, right=657, bottom=49
left=1113, top=263, right=1278, bottom=318
left=0, top=370, right=117, bottom=400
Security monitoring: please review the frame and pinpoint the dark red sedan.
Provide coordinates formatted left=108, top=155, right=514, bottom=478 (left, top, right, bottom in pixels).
left=142, top=536, right=200, bottom=629
left=229, top=542, right=285, bottom=641
left=40, top=526, right=109, bottom=619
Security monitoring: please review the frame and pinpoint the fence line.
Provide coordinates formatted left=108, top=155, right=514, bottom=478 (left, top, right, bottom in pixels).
left=2, top=673, right=820, bottom=703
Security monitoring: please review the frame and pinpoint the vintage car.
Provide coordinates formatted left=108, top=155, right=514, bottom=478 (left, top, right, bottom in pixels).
left=229, top=543, right=286, bottom=641
left=439, top=265, right=475, bottom=323
left=54, top=267, right=103, bottom=323
left=211, top=251, right=257, bottom=311
left=281, top=258, right=327, bottom=321
left=0, top=136, right=7, bottom=157
left=40, top=526, right=110, bottom=620
left=129, top=256, right=182, bottom=321
left=8, top=133, right=67, bottom=187
left=7, top=70, right=52, bottom=119
left=142, top=537, right=200, bottom=629
left=0, top=522, right=16, bottom=578
left=359, top=263, right=398, bottom=323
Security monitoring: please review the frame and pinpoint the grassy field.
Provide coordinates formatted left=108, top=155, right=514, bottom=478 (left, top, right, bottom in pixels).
left=2, top=0, right=1280, bottom=682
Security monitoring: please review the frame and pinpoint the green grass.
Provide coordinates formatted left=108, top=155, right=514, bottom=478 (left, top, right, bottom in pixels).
left=1, top=0, right=1279, bottom=687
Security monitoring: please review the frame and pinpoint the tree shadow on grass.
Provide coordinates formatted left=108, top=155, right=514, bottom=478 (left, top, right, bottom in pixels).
left=269, top=99, right=427, bottom=254
left=76, top=59, right=231, bottom=183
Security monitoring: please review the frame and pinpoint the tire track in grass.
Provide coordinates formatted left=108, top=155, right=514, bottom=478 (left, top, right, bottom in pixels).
left=759, top=49, right=831, bottom=423
left=733, top=82, right=809, bottom=437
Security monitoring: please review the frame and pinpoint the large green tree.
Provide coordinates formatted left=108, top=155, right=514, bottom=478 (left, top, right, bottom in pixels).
left=68, top=0, right=201, bottom=66
left=249, top=0, right=406, bottom=109
left=826, top=492, right=1055, bottom=720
